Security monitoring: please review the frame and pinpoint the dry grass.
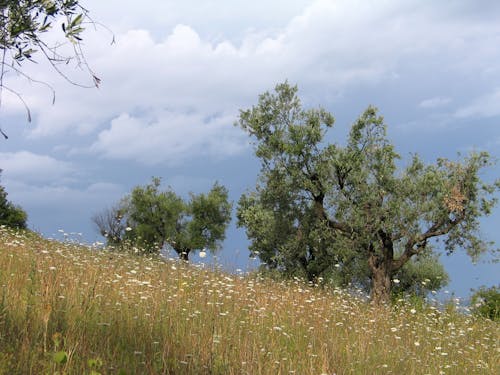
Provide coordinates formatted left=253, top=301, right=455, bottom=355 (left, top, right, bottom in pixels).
left=0, top=226, right=498, bottom=374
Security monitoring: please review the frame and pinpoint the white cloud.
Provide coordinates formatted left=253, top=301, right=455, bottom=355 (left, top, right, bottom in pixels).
left=455, top=89, right=500, bottom=119
left=419, top=97, right=452, bottom=109
left=90, top=110, right=247, bottom=165
left=2, top=0, right=500, bottom=159
left=84, top=0, right=312, bottom=41
left=0, top=151, right=75, bottom=185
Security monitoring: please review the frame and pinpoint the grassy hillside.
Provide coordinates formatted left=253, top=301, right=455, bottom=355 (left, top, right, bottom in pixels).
left=0, top=227, right=498, bottom=374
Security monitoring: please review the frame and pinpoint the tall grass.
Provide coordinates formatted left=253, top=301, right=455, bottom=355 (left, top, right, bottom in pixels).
left=0, top=226, right=498, bottom=374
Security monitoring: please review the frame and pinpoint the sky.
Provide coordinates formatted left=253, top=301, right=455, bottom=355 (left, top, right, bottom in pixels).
left=0, top=0, right=499, bottom=300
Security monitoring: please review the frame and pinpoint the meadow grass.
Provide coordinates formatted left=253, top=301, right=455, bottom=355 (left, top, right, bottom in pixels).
left=0, top=226, right=498, bottom=374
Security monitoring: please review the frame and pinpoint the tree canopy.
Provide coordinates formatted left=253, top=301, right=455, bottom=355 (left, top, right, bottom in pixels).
left=93, top=178, right=232, bottom=261
left=236, top=82, right=499, bottom=304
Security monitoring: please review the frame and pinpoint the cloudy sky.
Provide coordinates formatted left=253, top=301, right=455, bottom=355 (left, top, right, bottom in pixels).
left=1, top=0, right=499, bottom=298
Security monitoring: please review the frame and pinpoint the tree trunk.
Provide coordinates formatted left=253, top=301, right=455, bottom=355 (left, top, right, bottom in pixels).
left=178, top=248, right=190, bottom=262
left=368, top=248, right=393, bottom=305
left=370, top=264, right=392, bottom=305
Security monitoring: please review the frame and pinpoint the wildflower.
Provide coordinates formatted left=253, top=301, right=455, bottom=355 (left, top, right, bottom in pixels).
left=393, top=278, right=400, bottom=284
left=410, top=308, right=417, bottom=314
left=199, top=249, right=207, bottom=258
left=414, top=341, right=420, bottom=347
left=126, top=227, right=132, bottom=231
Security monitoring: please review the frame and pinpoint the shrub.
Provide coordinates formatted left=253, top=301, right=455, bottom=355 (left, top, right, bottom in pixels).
left=470, top=286, right=500, bottom=321
left=0, top=176, right=27, bottom=229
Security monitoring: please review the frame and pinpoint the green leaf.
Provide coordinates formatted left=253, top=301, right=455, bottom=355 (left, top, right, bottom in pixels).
left=70, top=13, right=83, bottom=28
left=53, top=351, right=68, bottom=364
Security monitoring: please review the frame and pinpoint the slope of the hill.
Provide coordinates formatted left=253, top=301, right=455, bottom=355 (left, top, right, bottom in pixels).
left=0, top=227, right=498, bottom=374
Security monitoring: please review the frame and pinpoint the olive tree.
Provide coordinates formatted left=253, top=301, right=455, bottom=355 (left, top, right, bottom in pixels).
left=93, top=178, right=232, bottom=261
left=236, top=82, right=499, bottom=304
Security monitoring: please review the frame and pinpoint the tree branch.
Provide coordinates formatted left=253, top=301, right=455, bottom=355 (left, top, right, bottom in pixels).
left=312, top=192, right=353, bottom=234
left=393, top=212, right=465, bottom=271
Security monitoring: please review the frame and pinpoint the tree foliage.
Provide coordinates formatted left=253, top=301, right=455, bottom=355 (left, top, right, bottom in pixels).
left=391, top=253, right=449, bottom=299
left=0, top=0, right=101, bottom=137
left=0, top=169, right=27, bottom=228
left=93, top=178, right=232, bottom=261
left=236, top=82, right=499, bottom=304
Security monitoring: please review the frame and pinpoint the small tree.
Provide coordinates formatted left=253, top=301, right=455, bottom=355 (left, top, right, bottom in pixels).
left=0, top=170, right=27, bottom=228
left=94, top=178, right=232, bottom=261
left=236, top=82, right=499, bottom=304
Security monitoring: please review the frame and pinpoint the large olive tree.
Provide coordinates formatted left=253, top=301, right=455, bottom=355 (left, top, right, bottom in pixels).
left=236, top=82, right=499, bottom=304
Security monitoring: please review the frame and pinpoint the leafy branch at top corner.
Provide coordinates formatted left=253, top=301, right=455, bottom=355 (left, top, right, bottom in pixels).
left=0, top=1, right=112, bottom=137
